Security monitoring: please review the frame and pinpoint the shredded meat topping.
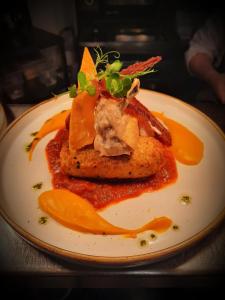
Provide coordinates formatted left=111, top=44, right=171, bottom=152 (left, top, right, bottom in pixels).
left=94, top=98, right=131, bottom=156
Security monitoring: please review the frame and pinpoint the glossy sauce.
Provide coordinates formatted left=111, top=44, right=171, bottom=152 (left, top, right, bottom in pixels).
left=39, top=189, right=172, bottom=236
left=46, top=128, right=178, bottom=210
left=153, top=112, right=204, bottom=165
left=29, top=109, right=70, bottom=160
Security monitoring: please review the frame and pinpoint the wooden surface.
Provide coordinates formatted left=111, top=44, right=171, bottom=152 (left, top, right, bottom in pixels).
left=0, top=102, right=225, bottom=287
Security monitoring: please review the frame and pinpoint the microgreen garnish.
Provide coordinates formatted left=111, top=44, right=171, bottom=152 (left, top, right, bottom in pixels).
left=93, top=47, right=157, bottom=98
left=94, top=46, right=120, bottom=70
left=77, top=71, right=96, bottom=96
left=67, top=47, right=159, bottom=99
left=86, top=85, right=96, bottom=96
left=68, top=84, right=77, bottom=98
left=107, top=60, right=123, bottom=74
left=77, top=71, right=87, bottom=90
left=106, top=74, right=132, bottom=97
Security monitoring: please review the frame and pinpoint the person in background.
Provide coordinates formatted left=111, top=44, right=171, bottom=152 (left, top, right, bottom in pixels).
left=185, top=12, right=225, bottom=104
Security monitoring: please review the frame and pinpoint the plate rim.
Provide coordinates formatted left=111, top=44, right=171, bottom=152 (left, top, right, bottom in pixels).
left=0, top=89, right=225, bottom=267
left=1, top=201, right=225, bottom=267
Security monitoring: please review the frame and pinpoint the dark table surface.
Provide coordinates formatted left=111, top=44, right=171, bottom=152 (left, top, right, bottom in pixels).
left=0, top=101, right=225, bottom=288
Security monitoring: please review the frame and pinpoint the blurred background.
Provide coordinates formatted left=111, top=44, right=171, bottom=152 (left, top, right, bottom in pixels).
left=0, top=0, right=212, bottom=105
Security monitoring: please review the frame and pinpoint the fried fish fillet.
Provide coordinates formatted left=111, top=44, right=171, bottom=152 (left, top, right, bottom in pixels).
left=60, top=136, right=165, bottom=179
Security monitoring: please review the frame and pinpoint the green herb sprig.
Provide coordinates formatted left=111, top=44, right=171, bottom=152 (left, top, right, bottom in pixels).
left=68, top=71, right=96, bottom=97
left=94, top=46, right=120, bottom=70
left=77, top=71, right=96, bottom=96
left=94, top=47, right=157, bottom=97
left=68, top=47, right=158, bottom=99
left=68, top=84, right=77, bottom=98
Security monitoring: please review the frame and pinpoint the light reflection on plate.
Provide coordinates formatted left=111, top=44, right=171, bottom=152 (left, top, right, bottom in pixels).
left=0, top=89, right=225, bottom=267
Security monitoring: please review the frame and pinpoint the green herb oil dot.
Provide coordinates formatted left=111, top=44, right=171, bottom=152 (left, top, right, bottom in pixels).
left=30, top=131, right=38, bottom=137
left=150, top=233, right=157, bottom=240
left=25, top=142, right=32, bottom=152
left=172, top=224, right=179, bottom=231
left=180, top=194, right=191, bottom=205
left=139, top=239, right=147, bottom=247
left=32, top=182, right=43, bottom=190
left=38, top=216, right=48, bottom=224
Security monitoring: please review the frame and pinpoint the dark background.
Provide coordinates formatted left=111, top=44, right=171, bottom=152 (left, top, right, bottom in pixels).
left=0, top=1, right=224, bottom=293
left=0, top=0, right=214, bottom=105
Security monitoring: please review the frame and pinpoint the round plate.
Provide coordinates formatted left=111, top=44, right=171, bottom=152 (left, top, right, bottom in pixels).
left=0, top=90, right=225, bottom=267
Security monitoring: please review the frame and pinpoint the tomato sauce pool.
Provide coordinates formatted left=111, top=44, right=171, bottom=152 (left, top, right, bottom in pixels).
left=46, top=128, right=177, bottom=210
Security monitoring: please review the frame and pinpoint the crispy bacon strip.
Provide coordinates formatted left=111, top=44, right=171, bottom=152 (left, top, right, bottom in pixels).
left=120, top=56, right=162, bottom=75
left=124, top=98, right=172, bottom=146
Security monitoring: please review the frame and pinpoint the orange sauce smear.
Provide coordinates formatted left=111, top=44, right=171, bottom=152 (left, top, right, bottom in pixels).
left=28, top=109, right=70, bottom=160
left=39, top=189, right=172, bottom=236
left=153, top=112, right=204, bottom=165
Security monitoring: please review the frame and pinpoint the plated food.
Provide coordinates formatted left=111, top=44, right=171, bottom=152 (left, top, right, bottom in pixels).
left=0, top=78, right=225, bottom=265
left=26, top=47, right=204, bottom=237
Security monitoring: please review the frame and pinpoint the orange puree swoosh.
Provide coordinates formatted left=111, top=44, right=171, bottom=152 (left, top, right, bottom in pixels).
left=28, top=109, right=70, bottom=160
left=153, top=112, right=204, bottom=165
left=39, top=189, right=172, bottom=236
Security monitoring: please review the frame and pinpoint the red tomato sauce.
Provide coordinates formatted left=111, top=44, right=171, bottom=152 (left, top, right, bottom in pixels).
left=46, top=128, right=177, bottom=210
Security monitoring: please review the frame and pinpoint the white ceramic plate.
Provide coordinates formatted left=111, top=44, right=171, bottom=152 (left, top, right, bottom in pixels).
left=0, top=90, right=225, bottom=267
